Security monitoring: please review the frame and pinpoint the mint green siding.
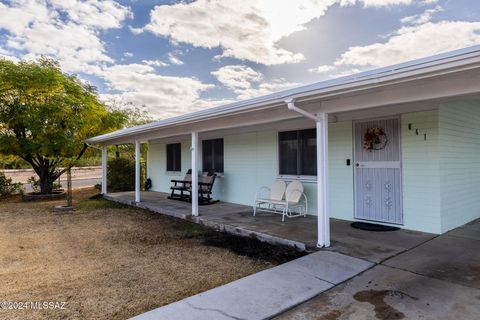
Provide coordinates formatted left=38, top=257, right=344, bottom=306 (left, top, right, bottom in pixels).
left=147, top=140, right=191, bottom=193
left=439, top=101, right=480, bottom=232
left=401, top=111, right=441, bottom=233
left=328, top=121, right=354, bottom=220
left=221, top=132, right=277, bottom=205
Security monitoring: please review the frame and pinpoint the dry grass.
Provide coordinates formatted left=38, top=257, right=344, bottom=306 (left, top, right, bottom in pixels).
left=0, top=188, right=272, bottom=319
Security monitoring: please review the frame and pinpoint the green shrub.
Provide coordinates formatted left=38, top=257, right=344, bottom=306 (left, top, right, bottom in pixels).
left=107, top=157, right=145, bottom=192
left=0, top=172, right=24, bottom=196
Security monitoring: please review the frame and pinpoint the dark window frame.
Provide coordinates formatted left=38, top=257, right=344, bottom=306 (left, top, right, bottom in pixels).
left=278, top=128, right=317, bottom=176
left=166, top=143, right=182, bottom=172
left=202, top=138, right=224, bottom=173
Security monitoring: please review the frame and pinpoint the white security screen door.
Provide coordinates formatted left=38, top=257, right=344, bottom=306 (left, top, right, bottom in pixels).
left=354, top=118, right=403, bottom=224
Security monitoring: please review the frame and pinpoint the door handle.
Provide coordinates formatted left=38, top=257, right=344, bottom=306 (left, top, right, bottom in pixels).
left=355, top=163, right=359, bottom=167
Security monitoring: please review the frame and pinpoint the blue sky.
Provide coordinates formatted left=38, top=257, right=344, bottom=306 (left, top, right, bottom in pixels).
left=1, top=0, right=479, bottom=118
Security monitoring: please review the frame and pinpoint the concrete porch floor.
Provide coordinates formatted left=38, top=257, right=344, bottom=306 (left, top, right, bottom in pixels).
left=104, top=191, right=435, bottom=259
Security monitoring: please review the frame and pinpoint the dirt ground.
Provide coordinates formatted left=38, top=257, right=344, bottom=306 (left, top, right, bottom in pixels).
left=0, top=188, right=274, bottom=320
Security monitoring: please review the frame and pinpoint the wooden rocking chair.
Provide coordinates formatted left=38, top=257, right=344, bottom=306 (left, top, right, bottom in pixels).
left=187, top=170, right=219, bottom=205
left=168, top=169, right=192, bottom=201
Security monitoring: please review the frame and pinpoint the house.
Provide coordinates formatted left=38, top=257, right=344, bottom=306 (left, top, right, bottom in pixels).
left=86, top=46, right=480, bottom=248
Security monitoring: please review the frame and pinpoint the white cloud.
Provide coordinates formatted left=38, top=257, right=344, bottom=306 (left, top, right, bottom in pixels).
left=355, top=0, right=412, bottom=7
left=48, top=0, right=132, bottom=30
left=141, top=0, right=433, bottom=65
left=239, top=79, right=299, bottom=100
left=142, top=59, right=169, bottom=67
left=335, top=21, right=480, bottom=67
left=328, top=67, right=363, bottom=78
left=211, top=65, right=263, bottom=91
left=129, top=26, right=143, bottom=35
left=344, top=0, right=436, bottom=7
left=306, top=4, right=471, bottom=79
left=400, top=5, right=443, bottom=25
left=123, top=52, right=134, bottom=58
left=99, top=63, right=217, bottom=118
left=167, top=53, right=184, bottom=65
left=308, top=65, right=336, bottom=74
left=141, top=0, right=332, bottom=65
left=0, top=0, right=131, bottom=74
left=212, top=65, right=299, bottom=99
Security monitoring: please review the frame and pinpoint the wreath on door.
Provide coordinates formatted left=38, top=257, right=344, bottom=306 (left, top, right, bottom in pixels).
left=363, top=127, right=388, bottom=151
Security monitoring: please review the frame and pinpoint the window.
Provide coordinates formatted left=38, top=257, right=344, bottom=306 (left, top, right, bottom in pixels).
left=202, top=138, right=224, bottom=173
left=279, top=128, right=316, bottom=176
left=166, top=143, right=181, bottom=172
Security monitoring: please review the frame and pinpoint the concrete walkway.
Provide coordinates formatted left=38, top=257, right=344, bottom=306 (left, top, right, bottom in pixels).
left=131, top=251, right=374, bottom=320
left=130, top=218, right=480, bottom=320
left=276, top=218, right=480, bottom=319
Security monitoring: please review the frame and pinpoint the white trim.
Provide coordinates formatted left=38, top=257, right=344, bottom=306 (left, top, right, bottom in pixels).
left=277, top=175, right=317, bottom=182
left=191, top=132, right=199, bottom=216
left=101, top=146, right=107, bottom=195
left=317, top=114, right=330, bottom=248
left=135, top=140, right=141, bottom=203
left=203, top=172, right=224, bottom=177
left=165, top=171, right=182, bottom=176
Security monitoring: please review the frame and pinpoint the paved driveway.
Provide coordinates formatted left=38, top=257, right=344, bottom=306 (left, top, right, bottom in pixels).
left=276, top=219, right=480, bottom=320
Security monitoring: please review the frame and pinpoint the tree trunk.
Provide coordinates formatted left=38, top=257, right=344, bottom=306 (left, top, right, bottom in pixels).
left=38, top=166, right=55, bottom=194
left=22, top=144, right=89, bottom=194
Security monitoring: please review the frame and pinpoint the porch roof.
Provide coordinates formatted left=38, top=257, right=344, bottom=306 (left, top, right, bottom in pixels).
left=86, top=45, right=480, bottom=145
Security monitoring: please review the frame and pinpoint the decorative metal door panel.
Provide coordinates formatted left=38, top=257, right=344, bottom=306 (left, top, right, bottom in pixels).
left=354, top=118, right=403, bottom=224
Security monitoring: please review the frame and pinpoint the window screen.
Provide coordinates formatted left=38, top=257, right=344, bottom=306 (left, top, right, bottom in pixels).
left=202, top=138, right=224, bottom=173
left=166, top=143, right=181, bottom=172
left=279, top=128, right=316, bottom=176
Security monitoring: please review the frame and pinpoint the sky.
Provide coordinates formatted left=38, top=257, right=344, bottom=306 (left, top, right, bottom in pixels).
left=1, top=0, right=479, bottom=119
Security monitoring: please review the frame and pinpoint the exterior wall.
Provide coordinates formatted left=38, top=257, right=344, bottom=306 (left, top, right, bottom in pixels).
left=147, top=140, right=191, bottom=193
left=401, top=111, right=441, bottom=233
left=146, top=124, right=354, bottom=216
left=439, top=101, right=480, bottom=232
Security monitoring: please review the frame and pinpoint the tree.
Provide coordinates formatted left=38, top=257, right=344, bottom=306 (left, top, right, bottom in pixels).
left=0, top=58, right=129, bottom=194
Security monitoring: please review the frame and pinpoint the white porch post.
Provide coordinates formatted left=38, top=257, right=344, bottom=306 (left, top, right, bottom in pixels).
left=317, top=113, right=330, bottom=248
left=101, top=146, right=107, bottom=195
left=191, top=132, right=199, bottom=216
left=135, top=140, right=141, bottom=203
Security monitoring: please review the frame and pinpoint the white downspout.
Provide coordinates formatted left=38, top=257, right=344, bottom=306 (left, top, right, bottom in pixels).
left=286, top=99, right=330, bottom=248
left=191, top=132, right=199, bottom=216
left=135, top=140, right=141, bottom=203
left=101, top=146, right=107, bottom=195
left=85, top=142, right=107, bottom=195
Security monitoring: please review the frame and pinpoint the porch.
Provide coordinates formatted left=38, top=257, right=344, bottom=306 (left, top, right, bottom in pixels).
left=104, top=191, right=434, bottom=261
